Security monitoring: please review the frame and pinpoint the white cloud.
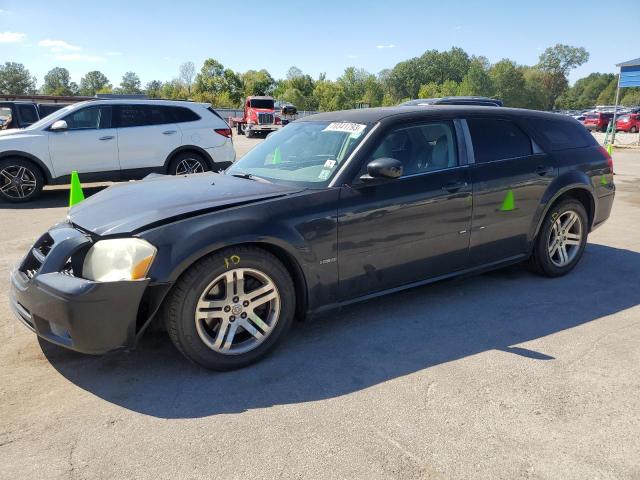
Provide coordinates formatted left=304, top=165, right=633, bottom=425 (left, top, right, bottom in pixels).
left=0, top=31, right=26, bottom=43
left=376, top=44, right=395, bottom=49
left=53, top=53, right=105, bottom=62
left=347, top=54, right=359, bottom=59
left=454, top=25, right=462, bottom=30
left=106, top=51, right=122, bottom=56
left=39, top=39, right=81, bottom=52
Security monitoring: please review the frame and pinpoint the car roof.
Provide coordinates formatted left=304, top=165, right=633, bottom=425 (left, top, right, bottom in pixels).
left=67, top=99, right=208, bottom=109
left=298, top=105, right=573, bottom=124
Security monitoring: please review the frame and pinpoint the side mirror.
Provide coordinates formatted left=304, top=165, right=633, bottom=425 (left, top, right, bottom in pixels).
left=50, top=120, right=68, bottom=131
left=360, top=157, right=403, bottom=182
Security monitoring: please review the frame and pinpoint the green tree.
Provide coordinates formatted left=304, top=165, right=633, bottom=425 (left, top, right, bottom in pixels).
left=620, top=89, right=640, bottom=107
left=145, top=80, right=163, bottom=98
left=42, top=67, right=73, bottom=95
left=193, top=58, right=243, bottom=105
left=490, top=60, right=528, bottom=107
left=79, top=71, right=111, bottom=96
left=0, top=62, right=37, bottom=95
left=458, top=59, right=494, bottom=97
left=537, top=44, right=589, bottom=109
left=241, top=69, right=275, bottom=96
left=120, top=72, right=142, bottom=94
left=596, top=77, right=618, bottom=105
left=313, top=80, right=346, bottom=111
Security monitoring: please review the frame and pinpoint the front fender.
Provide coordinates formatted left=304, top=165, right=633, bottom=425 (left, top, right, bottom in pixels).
left=140, top=188, right=340, bottom=311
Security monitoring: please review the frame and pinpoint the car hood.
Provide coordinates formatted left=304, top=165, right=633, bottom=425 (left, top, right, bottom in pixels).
left=69, top=173, right=303, bottom=235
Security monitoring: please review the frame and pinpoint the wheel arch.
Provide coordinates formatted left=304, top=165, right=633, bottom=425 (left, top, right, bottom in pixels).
left=533, top=180, right=596, bottom=242
left=161, top=239, right=310, bottom=321
left=164, top=145, right=215, bottom=172
left=0, top=150, right=52, bottom=184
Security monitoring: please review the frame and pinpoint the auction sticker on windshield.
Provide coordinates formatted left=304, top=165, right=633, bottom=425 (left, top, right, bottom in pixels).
left=322, top=122, right=367, bottom=137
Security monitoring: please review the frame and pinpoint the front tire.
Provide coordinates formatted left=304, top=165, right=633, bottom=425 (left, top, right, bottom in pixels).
left=163, top=246, right=295, bottom=370
left=0, top=158, right=44, bottom=203
left=529, top=199, right=588, bottom=277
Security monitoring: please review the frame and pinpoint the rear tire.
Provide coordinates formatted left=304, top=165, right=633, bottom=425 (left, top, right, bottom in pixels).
left=631, top=126, right=638, bottom=134
left=0, top=158, right=44, bottom=203
left=169, top=152, right=209, bottom=175
left=528, top=199, right=588, bottom=277
left=246, top=128, right=254, bottom=139
left=163, top=246, right=296, bottom=370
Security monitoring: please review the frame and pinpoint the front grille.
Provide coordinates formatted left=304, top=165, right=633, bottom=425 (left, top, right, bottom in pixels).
left=257, top=113, right=274, bottom=125
left=19, top=227, right=90, bottom=280
left=21, top=233, right=54, bottom=278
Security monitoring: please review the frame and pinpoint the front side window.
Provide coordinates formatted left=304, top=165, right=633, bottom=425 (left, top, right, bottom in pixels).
left=369, top=121, right=458, bottom=176
left=63, top=106, right=111, bottom=130
left=227, top=121, right=372, bottom=187
left=467, top=118, right=532, bottom=163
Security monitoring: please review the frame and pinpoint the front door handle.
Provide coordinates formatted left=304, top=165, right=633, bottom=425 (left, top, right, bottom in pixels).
left=535, top=165, right=553, bottom=176
left=99, top=135, right=114, bottom=141
left=443, top=181, right=467, bottom=193
left=162, top=130, right=177, bottom=135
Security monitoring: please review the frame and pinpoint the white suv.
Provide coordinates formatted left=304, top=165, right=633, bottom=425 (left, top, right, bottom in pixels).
left=0, top=99, right=236, bottom=202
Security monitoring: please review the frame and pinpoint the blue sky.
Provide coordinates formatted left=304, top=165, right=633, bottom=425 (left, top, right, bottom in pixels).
left=0, top=0, right=636, bottom=87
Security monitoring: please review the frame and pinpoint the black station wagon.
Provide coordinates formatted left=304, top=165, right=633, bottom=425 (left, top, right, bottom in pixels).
left=10, top=106, right=615, bottom=370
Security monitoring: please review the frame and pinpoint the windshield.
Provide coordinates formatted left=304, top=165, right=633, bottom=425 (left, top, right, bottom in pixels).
left=250, top=99, right=274, bottom=109
left=227, top=121, right=372, bottom=187
left=24, top=103, right=78, bottom=130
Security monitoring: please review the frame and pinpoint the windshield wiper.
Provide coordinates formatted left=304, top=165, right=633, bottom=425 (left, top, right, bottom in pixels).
left=229, top=171, right=271, bottom=183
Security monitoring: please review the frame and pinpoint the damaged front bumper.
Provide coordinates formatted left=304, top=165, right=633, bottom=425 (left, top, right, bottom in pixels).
left=9, top=224, right=154, bottom=354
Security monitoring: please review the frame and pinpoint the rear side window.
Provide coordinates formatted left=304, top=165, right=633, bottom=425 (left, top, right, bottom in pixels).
left=529, top=118, right=593, bottom=151
left=115, top=105, right=172, bottom=127
left=170, top=106, right=200, bottom=123
left=467, top=118, right=532, bottom=163
left=17, top=104, right=39, bottom=125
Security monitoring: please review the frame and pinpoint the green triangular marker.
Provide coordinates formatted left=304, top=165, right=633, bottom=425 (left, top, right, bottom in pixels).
left=500, top=189, right=515, bottom=211
left=271, top=147, right=282, bottom=164
left=69, top=170, right=85, bottom=207
left=601, top=175, right=608, bottom=186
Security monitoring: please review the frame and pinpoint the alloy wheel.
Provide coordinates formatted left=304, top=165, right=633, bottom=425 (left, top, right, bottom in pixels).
left=0, top=165, right=37, bottom=199
left=175, top=158, right=204, bottom=175
left=194, top=268, right=280, bottom=355
left=547, top=210, right=583, bottom=267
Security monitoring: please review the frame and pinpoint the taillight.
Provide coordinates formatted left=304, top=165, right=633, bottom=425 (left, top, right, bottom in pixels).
left=598, top=145, right=614, bottom=174
left=215, top=128, right=232, bottom=138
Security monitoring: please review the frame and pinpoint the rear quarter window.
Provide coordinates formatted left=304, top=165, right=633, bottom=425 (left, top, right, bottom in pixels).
left=529, top=118, right=595, bottom=151
left=171, top=106, right=201, bottom=123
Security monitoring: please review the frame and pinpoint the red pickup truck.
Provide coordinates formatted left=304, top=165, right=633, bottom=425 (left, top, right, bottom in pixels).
left=230, top=96, right=281, bottom=138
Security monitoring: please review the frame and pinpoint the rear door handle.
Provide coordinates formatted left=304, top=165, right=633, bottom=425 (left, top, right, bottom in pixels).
left=535, top=165, right=553, bottom=176
left=162, top=130, right=177, bottom=135
left=99, top=135, right=114, bottom=141
left=443, top=181, right=467, bottom=193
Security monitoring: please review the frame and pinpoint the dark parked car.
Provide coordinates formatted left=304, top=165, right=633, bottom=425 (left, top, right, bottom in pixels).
left=401, top=96, right=503, bottom=107
left=0, top=101, right=68, bottom=129
left=10, top=106, right=615, bottom=370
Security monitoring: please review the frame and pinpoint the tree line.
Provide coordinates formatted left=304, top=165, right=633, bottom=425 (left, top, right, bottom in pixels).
left=0, top=44, right=638, bottom=111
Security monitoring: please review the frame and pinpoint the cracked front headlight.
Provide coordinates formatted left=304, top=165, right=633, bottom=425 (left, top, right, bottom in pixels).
left=82, top=238, right=157, bottom=282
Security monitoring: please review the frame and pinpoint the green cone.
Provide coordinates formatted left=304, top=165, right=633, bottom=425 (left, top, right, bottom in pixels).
left=500, top=190, right=515, bottom=211
left=271, top=147, right=282, bottom=164
left=69, top=170, right=85, bottom=207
